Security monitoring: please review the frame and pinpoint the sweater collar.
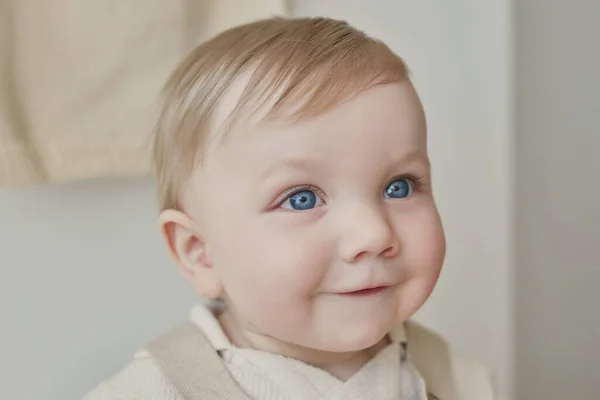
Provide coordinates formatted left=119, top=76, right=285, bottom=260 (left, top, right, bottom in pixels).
left=190, top=302, right=232, bottom=352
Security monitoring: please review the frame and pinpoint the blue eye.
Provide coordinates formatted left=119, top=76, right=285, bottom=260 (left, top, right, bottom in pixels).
left=384, top=179, right=412, bottom=199
left=281, top=189, right=323, bottom=211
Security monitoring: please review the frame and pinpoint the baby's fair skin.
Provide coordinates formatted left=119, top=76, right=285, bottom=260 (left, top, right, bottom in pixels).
left=160, top=79, right=446, bottom=380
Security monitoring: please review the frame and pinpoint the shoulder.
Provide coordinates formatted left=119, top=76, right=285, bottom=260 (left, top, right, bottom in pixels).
left=82, top=350, right=178, bottom=400
left=405, top=320, right=501, bottom=400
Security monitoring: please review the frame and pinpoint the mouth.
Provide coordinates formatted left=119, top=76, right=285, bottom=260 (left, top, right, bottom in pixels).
left=339, top=285, right=390, bottom=296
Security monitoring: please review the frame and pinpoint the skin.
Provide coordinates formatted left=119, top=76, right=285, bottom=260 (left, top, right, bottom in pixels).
left=159, top=80, right=446, bottom=380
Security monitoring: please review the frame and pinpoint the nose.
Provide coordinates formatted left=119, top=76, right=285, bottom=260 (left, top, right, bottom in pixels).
left=339, top=203, right=399, bottom=263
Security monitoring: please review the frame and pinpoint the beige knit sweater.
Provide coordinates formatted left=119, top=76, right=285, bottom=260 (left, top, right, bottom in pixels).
left=83, top=304, right=501, bottom=400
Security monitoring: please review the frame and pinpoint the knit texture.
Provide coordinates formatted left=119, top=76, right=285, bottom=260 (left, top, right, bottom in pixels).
left=82, top=304, right=501, bottom=400
left=149, top=322, right=251, bottom=400
left=187, top=304, right=425, bottom=400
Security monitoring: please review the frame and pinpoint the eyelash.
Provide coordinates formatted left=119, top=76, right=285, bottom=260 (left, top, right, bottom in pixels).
left=395, top=173, right=427, bottom=192
left=274, top=185, right=325, bottom=208
left=273, top=173, right=428, bottom=208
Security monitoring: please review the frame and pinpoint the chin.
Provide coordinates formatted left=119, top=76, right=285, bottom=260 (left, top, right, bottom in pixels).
left=320, top=318, right=394, bottom=353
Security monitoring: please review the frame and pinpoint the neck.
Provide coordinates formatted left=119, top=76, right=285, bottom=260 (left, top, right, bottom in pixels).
left=217, top=309, right=389, bottom=381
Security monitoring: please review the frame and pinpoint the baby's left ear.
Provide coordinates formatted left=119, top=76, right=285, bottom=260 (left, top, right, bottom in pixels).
left=158, top=209, right=224, bottom=299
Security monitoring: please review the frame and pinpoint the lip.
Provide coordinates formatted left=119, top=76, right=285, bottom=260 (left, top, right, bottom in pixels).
left=338, top=285, right=390, bottom=296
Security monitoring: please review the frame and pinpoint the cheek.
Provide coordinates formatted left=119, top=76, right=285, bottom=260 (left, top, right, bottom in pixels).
left=399, top=204, right=446, bottom=274
left=207, top=213, right=333, bottom=315
left=394, top=205, right=446, bottom=316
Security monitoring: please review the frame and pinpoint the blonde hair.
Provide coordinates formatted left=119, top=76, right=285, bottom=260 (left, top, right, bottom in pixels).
left=153, top=17, right=409, bottom=211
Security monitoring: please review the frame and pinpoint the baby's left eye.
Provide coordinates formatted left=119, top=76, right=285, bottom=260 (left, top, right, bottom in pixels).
left=384, top=179, right=412, bottom=199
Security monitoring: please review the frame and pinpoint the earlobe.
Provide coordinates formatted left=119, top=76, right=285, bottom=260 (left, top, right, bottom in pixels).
left=158, top=209, right=224, bottom=299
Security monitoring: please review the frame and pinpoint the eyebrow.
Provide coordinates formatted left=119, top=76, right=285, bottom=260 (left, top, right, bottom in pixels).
left=260, top=157, right=321, bottom=182
left=392, top=152, right=431, bottom=169
left=260, top=151, right=429, bottom=182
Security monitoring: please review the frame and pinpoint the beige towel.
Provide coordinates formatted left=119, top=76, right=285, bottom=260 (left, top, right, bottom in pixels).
left=0, top=0, right=287, bottom=187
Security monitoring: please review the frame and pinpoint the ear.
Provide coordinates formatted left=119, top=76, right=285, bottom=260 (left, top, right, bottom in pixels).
left=158, top=209, right=224, bottom=299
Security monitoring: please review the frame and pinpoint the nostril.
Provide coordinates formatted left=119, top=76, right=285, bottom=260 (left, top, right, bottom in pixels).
left=381, top=245, right=398, bottom=258
left=353, top=251, right=368, bottom=262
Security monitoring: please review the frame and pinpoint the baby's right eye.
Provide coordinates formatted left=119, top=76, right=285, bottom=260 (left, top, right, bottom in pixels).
left=280, top=189, right=325, bottom=211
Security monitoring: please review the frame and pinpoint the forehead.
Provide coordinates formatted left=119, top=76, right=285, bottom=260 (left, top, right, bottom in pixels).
left=206, top=81, right=426, bottom=171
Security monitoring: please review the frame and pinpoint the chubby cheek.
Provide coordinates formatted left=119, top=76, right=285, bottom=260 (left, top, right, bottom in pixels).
left=210, top=217, right=333, bottom=333
left=395, top=206, right=446, bottom=318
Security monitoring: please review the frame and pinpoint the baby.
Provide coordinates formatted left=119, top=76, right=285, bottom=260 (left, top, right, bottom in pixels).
left=84, top=17, right=500, bottom=400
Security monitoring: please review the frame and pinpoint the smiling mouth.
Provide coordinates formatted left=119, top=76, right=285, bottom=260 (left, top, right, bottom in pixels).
left=340, top=286, right=389, bottom=296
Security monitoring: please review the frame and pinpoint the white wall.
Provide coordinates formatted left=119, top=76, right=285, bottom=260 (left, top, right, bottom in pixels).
left=0, top=179, right=197, bottom=399
left=515, top=1, right=600, bottom=398
left=0, top=1, right=514, bottom=399
left=293, top=1, right=514, bottom=397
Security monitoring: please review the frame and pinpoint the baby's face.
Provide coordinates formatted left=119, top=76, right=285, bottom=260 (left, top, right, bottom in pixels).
left=187, top=81, right=445, bottom=352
